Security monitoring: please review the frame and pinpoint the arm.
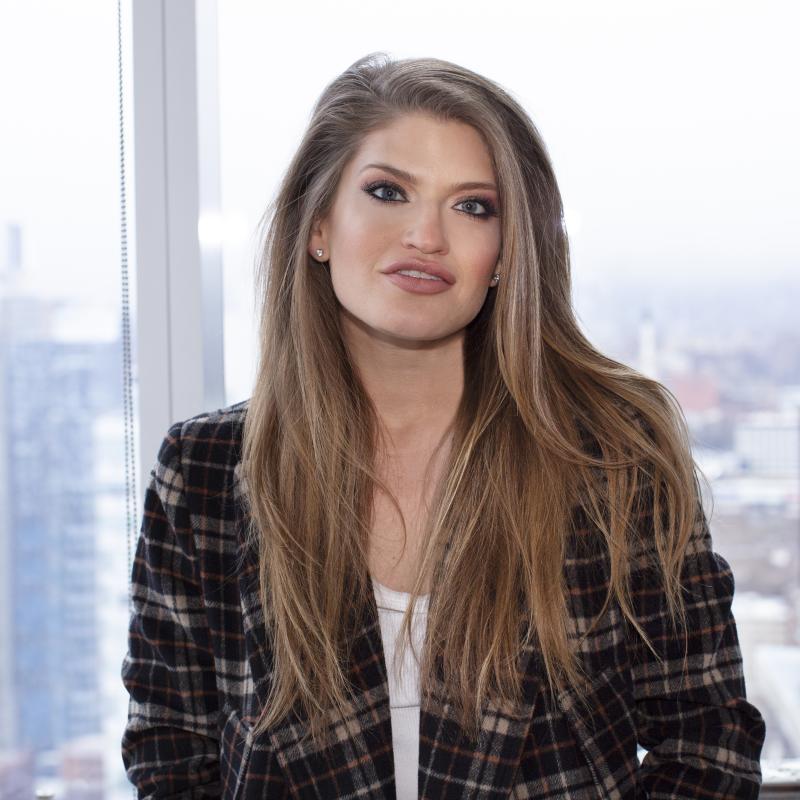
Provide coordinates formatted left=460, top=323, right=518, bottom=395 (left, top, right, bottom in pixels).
left=626, top=487, right=766, bottom=799
left=121, top=421, right=222, bottom=797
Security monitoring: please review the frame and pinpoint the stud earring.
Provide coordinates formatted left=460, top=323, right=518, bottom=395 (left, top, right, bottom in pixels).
left=491, top=272, right=500, bottom=284
left=315, top=249, right=324, bottom=260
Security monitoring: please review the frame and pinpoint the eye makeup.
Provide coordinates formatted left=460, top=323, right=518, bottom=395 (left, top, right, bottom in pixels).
left=361, top=179, right=500, bottom=221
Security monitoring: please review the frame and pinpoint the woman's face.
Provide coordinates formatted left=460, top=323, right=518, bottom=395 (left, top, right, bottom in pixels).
left=309, top=113, right=502, bottom=348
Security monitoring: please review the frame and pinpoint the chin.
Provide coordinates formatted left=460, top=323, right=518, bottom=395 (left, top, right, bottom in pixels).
left=341, top=304, right=458, bottom=343
left=380, top=323, right=462, bottom=345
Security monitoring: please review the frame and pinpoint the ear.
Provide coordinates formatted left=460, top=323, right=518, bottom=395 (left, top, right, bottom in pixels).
left=307, top=215, right=329, bottom=262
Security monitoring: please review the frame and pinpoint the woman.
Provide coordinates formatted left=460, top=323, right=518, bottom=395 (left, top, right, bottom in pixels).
left=121, top=53, right=765, bottom=798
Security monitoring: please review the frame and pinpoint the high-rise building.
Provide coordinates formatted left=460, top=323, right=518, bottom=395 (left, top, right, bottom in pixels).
left=1, top=271, right=123, bottom=782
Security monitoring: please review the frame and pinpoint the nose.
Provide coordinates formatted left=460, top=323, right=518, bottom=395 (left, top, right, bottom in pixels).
left=400, top=203, right=449, bottom=255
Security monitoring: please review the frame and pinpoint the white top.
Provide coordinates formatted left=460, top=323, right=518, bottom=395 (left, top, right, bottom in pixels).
left=371, top=577, right=430, bottom=800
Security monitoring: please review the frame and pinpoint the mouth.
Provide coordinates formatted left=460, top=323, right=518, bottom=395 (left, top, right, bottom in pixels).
left=382, top=270, right=454, bottom=295
left=380, top=260, right=456, bottom=284
left=393, top=268, right=444, bottom=282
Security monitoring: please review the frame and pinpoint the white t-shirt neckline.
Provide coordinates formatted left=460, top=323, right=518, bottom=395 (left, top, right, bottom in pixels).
left=370, top=575, right=430, bottom=800
left=370, top=576, right=430, bottom=612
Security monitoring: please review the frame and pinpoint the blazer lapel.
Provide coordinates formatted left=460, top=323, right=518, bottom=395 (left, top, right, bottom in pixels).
left=232, top=463, right=542, bottom=798
left=233, top=464, right=397, bottom=798
left=418, top=628, right=544, bottom=799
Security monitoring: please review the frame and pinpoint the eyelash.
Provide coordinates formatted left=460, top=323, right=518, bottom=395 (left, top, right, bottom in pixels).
left=362, top=179, right=500, bottom=221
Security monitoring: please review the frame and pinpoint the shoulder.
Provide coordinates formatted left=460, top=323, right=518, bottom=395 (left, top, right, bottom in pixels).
left=169, top=397, right=250, bottom=457
left=158, top=398, right=250, bottom=487
left=150, top=398, right=251, bottom=553
left=572, top=394, right=652, bottom=466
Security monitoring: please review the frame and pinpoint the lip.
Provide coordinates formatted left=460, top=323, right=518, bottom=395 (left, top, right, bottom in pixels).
left=383, top=272, right=453, bottom=295
left=381, top=259, right=456, bottom=285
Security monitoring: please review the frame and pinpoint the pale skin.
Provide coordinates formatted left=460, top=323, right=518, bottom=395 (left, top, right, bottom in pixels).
left=308, top=112, right=502, bottom=593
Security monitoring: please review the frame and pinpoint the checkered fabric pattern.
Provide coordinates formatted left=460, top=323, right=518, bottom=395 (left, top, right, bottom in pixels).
left=121, top=400, right=765, bottom=798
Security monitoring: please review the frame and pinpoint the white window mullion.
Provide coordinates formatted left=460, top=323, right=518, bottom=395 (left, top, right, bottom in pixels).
left=132, top=0, right=224, bottom=483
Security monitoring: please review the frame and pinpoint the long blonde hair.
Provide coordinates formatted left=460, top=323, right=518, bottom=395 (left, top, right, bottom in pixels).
left=240, top=52, right=703, bottom=748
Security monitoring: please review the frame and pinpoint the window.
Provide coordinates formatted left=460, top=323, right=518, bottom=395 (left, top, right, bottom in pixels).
left=0, top=1, right=134, bottom=796
left=216, top=0, right=799, bottom=779
left=1, top=2, right=797, bottom=796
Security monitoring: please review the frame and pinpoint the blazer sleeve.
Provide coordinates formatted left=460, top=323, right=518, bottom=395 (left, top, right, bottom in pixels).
left=626, top=480, right=766, bottom=799
left=121, top=421, right=222, bottom=798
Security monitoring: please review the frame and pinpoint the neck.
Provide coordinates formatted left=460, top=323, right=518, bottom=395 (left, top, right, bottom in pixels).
left=340, top=310, right=464, bottom=453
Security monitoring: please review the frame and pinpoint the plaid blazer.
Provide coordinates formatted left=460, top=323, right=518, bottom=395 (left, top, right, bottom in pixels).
left=121, top=400, right=765, bottom=799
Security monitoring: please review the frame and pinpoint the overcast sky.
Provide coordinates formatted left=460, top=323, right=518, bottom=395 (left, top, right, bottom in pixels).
left=216, top=0, right=800, bottom=288
left=1, top=1, right=798, bottom=312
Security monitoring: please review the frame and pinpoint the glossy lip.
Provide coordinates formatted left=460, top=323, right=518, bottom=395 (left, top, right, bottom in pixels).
left=384, top=272, right=453, bottom=295
left=380, top=259, right=456, bottom=285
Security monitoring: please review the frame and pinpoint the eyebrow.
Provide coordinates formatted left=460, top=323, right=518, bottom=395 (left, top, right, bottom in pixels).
left=359, top=162, right=498, bottom=193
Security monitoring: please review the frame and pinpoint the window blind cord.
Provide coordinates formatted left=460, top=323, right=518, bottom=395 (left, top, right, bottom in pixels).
left=117, top=0, right=138, bottom=633
left=118, top=5, right=139, bottom=796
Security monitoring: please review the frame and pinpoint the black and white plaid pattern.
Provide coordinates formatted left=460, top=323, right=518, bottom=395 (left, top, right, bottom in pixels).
left=121, top=400, right=765, bottom=798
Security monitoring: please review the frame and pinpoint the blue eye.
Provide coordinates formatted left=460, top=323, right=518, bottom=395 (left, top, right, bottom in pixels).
left=455, top=198, right=498, bottom=218
left=365, top=181, right=404, bottom=203
left=362, top=179, right=499, bottom=221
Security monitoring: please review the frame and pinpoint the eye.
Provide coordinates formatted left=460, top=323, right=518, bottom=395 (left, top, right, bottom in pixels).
left=455, top=197, right=499, bottom=220
left=362, top=179, right=407, bottom=203
left=362, top=179, right=500, bottom=221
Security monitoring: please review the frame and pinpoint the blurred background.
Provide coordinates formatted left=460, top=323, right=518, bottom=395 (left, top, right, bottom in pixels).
left=0, top=0, right=798, bottom=796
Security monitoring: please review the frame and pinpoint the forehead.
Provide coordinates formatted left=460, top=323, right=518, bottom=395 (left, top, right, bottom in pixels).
left=348, top=113, right=496, bottom=180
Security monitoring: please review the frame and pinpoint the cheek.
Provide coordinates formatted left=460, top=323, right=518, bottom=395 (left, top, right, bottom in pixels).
left=333, top=212, right=394, bottom=266
left=464, top=231, right=501, bottom=280
left=335, top=193, right=388, bottom=234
